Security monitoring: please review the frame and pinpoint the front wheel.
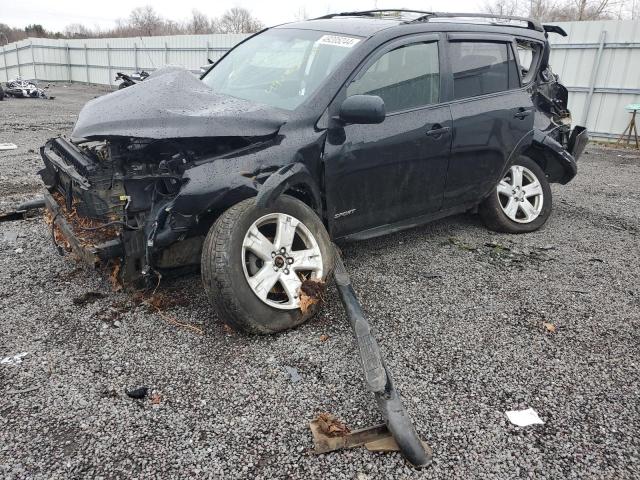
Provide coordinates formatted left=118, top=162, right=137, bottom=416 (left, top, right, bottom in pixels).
left=201, top=195, right=334, bottom=334
left=479, top=155, right=552, bottom=233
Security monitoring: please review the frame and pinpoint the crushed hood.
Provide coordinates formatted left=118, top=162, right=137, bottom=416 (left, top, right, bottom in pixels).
left=72, top=67, right=288, bottom=140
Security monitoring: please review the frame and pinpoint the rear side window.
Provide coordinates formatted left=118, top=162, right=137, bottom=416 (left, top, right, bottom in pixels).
left=451, top=42, right=520, bottom=100
left=516, top=40, right=542, bottom=84
left=347, top=42, right=440, bottom=113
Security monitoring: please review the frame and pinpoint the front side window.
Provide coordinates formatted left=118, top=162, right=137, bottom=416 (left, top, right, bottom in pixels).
left=347, top=42, right=440, bottom=113
left=451, top=41, right=520, bottom=100
left=202, top=29, right=361, bottom=110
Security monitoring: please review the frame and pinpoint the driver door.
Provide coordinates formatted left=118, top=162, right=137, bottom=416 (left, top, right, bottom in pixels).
left=323, top=35, right=452, bottom=238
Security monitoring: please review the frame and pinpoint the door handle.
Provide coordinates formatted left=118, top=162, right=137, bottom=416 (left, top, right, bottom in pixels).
left=426, top=124, right=451, bottom=137
left=514, top=108, right=532, bottom=119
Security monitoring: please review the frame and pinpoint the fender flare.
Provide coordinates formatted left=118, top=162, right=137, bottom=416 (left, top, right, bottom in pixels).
left=531, top=128, right=578, bottom=184
left=255, top=163, right=323, bottom=214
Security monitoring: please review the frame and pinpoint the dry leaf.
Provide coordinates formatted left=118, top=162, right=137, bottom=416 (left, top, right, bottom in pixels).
left=109, top=259, right=122, bottom=292
left=543, top=322, right=557, bottom=333
left=316, top=412, right=350, bottom=437
left=299, top=294, right=317, bottom=314
left=298, top=279, right=326, bottom=314
left=50, top=191, right=120, bottom=247
left=319, top=334, right=329, bottom=342
left=150, top=393, right=162, bottom=404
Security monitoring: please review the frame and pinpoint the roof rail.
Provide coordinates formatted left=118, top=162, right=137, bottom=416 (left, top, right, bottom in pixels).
left=314, top=10, right=544, bottom=33
left=408, top=12, right=543, bottom=32
left=314, top=9, right=435, bottom=20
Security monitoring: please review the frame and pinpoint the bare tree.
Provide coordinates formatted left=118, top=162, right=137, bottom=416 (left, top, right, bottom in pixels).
left=484, top=0, right=618, bottom=20
left=129, top=6, right=163, bottom=36
left=64, top=23, right=91, bottom=38
left=528, top=0, right=556, bottom=20
left=164, top=20, right=183, bottom=36
left=188, top=9, right=215, bottom=34
left=218, top=7, right=264, bottom=34
left=484, top=0, right=523, bottom=17
left=572, top=0, right=617, bottom=20
left=0, top=23, right=27, bottom=43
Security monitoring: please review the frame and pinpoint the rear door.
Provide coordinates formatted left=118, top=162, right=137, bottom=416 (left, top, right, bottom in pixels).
left=323, top=34, right=452, bottom=238
left=442, top=35, right=534, bottom=207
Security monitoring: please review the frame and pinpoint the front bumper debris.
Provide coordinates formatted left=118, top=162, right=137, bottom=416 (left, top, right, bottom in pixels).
left=332, top=251, right=432, bottom=467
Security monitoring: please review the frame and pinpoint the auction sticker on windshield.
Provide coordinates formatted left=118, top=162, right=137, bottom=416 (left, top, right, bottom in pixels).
left=317, top=35, right=361, bottom=48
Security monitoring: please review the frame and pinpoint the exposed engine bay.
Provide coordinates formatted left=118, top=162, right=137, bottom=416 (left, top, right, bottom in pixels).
left=40, top=135, right=260, bottom=284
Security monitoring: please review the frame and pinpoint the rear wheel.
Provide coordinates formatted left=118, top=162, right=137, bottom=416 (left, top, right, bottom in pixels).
left=479, top=155, right=552, bottom=233
left=201, top=195, right=333, bottom=334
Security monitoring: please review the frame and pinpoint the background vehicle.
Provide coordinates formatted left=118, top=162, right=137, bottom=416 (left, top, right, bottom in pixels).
left=40, top=11, right=587, bottom=334
left=115, top=70, right=150, bottom=89
left=4, top=77, right=49, bottom=98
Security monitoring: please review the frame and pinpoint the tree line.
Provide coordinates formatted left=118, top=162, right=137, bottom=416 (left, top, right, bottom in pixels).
left=484, top=0, right=640, bottom=21
left=2, top=2, right=640, bottom=45
left=0, top=6, right=264, bottom=44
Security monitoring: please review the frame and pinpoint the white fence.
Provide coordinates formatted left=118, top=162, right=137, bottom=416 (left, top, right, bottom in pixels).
left=1, top=20, right=639, bottom=140
left=0, top=34, right=249, bottom=87
left=548, top=20, right=640, bottom=141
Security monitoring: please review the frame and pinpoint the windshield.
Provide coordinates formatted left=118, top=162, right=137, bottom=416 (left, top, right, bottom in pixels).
left=202, top=29, right=361, bottom=110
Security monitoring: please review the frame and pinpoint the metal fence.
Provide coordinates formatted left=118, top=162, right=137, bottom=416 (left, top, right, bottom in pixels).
left=548, top=20, right=640, bottom=141
left=1, top=20, right=639, bottom=140
left=0, top=34, right=249, bottom=87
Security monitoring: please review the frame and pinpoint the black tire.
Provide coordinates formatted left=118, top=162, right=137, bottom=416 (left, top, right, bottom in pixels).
left=201, top=195, right=334, bottom=334
left=479, top=155, right=552, bottom=233
left=0, top=86, right=4, bottom=101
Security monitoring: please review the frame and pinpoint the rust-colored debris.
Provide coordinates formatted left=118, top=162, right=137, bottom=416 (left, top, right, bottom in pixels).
left=48, top=191, right=120, bottom=248
left=44, top=210, right=72, bottom=253
left=309, top=420, right=432, bottom=457
left=299, top=279, right=327, bottom=314
left=132, top=289, right=190, bottom=312
left=131, top=290, right=203, bottom=335
left=108, top=259, right=122, bottom=292
left=315, top=412, right=351, bottom=437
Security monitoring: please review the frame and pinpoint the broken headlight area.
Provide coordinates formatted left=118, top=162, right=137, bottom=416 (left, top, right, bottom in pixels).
left=39, top=135, right=250, bottom=285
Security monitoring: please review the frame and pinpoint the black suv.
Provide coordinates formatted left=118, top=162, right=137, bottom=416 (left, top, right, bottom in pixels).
left=40, top=11, right=587, bottom=333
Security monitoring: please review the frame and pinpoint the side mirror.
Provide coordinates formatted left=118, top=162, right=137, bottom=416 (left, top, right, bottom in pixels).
left=339, top=95, right=386, bottom=125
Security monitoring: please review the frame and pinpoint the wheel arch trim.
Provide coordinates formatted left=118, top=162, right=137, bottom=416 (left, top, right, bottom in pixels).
left=255, top=163, right=323, bottom=215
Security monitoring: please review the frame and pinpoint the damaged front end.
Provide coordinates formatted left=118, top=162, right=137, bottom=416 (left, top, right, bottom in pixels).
left=39, top=134, right=261, bottom=285
left=39, top=68, right=287, bottom=285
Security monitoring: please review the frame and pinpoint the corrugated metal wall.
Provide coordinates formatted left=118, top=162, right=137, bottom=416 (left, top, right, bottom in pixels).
left=548, top=20, right=640, bottom=140
left=2, top=21, right=639, bottom=139
left=0, top=34, right=249, bottom=86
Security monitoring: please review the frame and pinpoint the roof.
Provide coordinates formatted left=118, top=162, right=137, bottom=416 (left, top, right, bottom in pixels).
left=274, top=11, right=547, bottom=39
left=274, top=18, right=400, bottom=37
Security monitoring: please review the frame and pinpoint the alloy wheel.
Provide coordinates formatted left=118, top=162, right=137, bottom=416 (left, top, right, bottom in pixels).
left=241, top=213, right=323, bottom=310
left=497, top=165, right=544, bottom=223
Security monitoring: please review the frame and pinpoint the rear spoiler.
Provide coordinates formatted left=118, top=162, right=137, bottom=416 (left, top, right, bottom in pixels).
left=543, top=25, right=568, bottom=36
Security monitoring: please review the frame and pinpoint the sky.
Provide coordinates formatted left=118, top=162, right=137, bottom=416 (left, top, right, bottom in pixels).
left=1, top=0, right=483, bottom=32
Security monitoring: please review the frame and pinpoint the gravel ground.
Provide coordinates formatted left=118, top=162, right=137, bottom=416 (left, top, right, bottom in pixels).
left=1, top=84, right=639, bottom=479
